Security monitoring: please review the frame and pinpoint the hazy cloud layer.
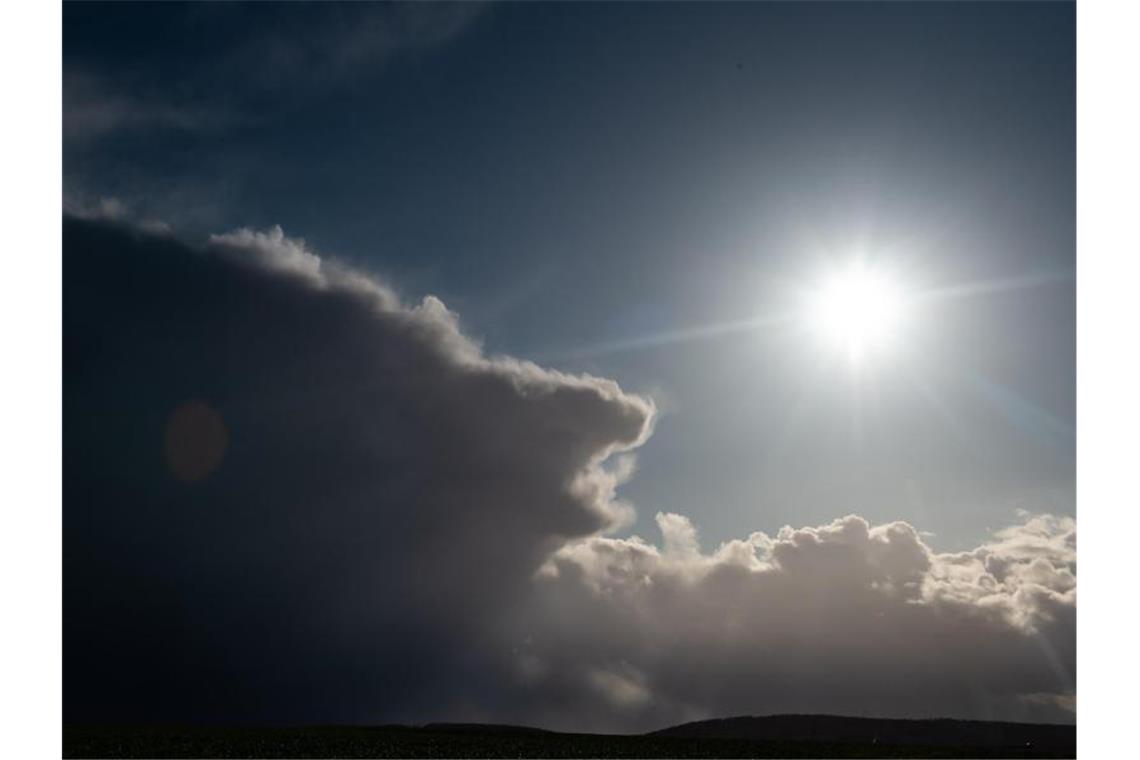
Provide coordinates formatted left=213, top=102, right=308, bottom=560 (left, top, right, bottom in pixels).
left=63, top=70, right=243, bottom=143
left=64, top=3, right=486, bottom=144
left=63, top=217, right=1073, bottom=729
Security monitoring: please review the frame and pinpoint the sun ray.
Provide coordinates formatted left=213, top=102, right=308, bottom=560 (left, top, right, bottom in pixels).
left=538, top=268, right=1070, bottom=366
left=537, top=312, right=794, bottom=362
left=913, top=270, right=1073, bottom=305
left=962, top=371, right=1075, bottom=451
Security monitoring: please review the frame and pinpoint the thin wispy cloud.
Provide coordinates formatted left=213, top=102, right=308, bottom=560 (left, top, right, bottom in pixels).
left=63, top=3, right=487, bottom=145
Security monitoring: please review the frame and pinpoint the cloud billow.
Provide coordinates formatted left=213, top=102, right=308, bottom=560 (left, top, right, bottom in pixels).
left=63, top=216, right=1074, bottom=730
left=522, top=512, right=1074, bottom=731
left=64, top=215, right=651, bottom=723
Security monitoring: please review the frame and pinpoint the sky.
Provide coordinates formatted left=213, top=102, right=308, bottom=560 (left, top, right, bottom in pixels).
left=63, top=1, right=1075, bottom=731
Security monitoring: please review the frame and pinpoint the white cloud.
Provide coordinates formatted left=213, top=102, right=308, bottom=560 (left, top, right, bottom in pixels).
left=520, top=512, right=1074, bottom=731
left=62, top=192, right=171, bottom=234
left=209, top=225, right=324, bottom=281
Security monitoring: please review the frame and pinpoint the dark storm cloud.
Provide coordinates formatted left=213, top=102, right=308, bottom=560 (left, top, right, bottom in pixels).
left=64, top=217, right=1073, bottom=729
left=64, top=215, right=652, bottom=723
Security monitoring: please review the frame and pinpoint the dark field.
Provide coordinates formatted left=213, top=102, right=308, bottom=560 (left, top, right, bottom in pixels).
left=64, top=724, right=1076, bottom=759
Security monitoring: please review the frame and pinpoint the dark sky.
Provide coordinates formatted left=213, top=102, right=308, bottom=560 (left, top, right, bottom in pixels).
left=63, top=1, right=1076, bottom=730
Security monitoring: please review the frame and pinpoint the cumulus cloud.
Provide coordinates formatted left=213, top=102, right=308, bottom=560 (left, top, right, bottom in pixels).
left=209, top=225, right=325, bottom=281
left=519, top=512, right=1074, bottom=731
left=63, top=215, right=1073, bottom=731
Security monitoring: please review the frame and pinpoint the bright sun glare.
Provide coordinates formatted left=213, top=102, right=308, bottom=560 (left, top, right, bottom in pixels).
left=807, top=262, right=906, bottom=362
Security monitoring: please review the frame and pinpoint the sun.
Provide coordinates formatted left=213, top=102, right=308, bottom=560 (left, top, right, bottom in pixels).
left=806, top=262, right=905, bottom=361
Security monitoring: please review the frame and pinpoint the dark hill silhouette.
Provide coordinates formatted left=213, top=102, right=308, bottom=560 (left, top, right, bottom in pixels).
left=422, top=722, right=555, bottom=735
left=651, top=714, right=1075, bottom=752
left=64, top=715, right=1077, bottom=757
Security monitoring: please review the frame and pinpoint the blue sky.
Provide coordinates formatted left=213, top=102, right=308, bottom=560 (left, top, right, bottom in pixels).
left=64, top=0, right=1074, bottom=552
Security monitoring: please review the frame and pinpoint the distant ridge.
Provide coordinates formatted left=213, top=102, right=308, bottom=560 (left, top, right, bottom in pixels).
left=423, top=722, right=555, bottom=735
left=650, top=714, right=1076, bottom=751
left=64, top=719, right=1078, bottom=757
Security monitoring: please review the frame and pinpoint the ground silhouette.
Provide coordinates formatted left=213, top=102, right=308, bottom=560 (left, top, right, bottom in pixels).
left=64, top=714, right=1075, bottom=758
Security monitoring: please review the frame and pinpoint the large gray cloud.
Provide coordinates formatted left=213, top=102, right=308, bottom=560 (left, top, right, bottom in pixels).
left=64, top=214, right=652, bottom=724
left=63, top=215, right=1073, bottom=730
